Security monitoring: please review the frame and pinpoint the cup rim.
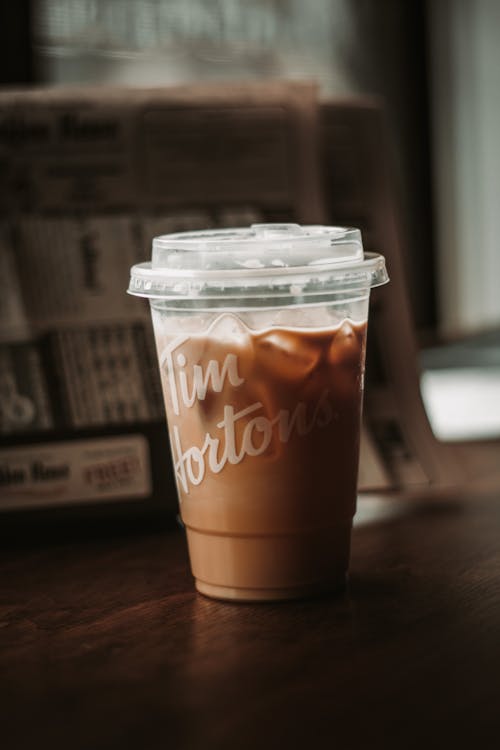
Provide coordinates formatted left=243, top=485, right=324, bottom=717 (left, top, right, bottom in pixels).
left=128, top=251, right=389, bottom=301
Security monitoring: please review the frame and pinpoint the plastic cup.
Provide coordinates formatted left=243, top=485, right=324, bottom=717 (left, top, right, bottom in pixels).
left=128, top=223, right=388, bottom=601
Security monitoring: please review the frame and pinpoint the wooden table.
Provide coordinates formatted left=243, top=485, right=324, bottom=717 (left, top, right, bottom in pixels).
left=2, top=492, right=500, bottom=749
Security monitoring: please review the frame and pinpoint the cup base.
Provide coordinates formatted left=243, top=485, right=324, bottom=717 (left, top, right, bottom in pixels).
left=185, top=522, right=352, bottom=602
left=195, top=576, right=347, bottom=603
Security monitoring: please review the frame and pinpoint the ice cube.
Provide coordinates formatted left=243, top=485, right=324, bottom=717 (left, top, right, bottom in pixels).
left=328, top=321, right=361, bottom=368
left=256, top=329, right=320, bottom=381
left=206, top=313, right=251, bottom=347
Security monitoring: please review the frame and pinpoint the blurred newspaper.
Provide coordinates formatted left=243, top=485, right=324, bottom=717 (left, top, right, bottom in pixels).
left=0, top=83, right=462, bottom=515
left=0, top=81, right=327, bottom=511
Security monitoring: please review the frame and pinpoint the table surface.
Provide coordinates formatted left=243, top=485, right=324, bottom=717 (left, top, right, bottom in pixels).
left=2, top=491, right=500, bottom=750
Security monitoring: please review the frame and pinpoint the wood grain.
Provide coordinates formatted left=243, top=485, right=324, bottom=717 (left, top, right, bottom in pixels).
left=1, top=494, right=500, bottom=749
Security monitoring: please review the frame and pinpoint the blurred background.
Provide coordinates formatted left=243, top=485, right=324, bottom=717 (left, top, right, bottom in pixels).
left=3, top=0, right=500, bottom=340
left=1, top=0, right=499, bottom=484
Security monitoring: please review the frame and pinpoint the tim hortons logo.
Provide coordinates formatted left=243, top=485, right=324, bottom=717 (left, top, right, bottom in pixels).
left=160, top=335, right=333, bottom=495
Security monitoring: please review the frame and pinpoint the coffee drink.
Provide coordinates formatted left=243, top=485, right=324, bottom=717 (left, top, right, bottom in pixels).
left=129, top=223, right=388, bottom=601
left=155, top=314, right=367, bottom=600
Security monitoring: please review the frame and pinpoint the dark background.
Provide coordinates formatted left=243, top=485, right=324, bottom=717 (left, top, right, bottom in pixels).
left=0, top=0, right=437, bottom=337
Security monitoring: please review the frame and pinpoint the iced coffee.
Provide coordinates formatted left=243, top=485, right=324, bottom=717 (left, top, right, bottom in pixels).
left=129, top=224, right=388, bottom=601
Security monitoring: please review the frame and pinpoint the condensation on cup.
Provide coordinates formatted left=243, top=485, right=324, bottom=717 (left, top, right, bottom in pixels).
left=128, top=223, right=389, bottom=601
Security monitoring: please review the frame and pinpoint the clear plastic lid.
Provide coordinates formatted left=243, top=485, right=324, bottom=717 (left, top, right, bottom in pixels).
left=128, top=223, right=388, bottom=306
